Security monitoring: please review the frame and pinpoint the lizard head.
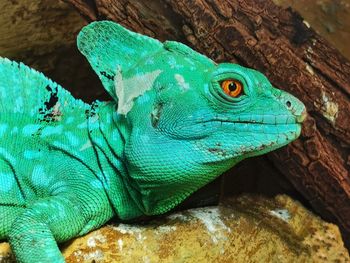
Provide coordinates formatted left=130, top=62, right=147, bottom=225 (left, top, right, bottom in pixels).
left=78, top=21, right=306, bottom=217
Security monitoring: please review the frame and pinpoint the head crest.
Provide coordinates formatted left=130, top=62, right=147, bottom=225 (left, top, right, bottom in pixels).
left=77, top=21, right=162, bottom=101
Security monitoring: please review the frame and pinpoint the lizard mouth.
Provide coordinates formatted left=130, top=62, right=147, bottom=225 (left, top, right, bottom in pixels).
left=210, top=120, right=302, bottom=139
left=200, top=113, right=304, bottom=126
left=199, top=110, right=306, bottom=133
left=194, top=114, right=304, bottom=153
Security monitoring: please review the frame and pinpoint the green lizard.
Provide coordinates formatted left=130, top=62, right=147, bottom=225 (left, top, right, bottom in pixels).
left=0, top=21, right=306, bottom=263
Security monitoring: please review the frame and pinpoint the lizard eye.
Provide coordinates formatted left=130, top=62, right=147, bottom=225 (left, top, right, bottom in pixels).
left=221, top=79, right=244, bottom=98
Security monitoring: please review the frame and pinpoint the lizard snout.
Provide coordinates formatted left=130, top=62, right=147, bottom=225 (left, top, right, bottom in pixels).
left=278, top=91, right=306, bottom=124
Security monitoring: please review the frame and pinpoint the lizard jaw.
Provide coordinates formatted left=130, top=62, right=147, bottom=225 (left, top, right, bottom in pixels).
left=197, top=121, right=302, bottom=162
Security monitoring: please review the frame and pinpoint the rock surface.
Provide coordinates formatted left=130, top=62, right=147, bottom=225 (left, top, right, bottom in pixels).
left=1, top=194, right=348, bottom=262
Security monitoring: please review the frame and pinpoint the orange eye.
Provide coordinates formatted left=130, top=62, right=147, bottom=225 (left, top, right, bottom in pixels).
left=221, top=79, right=243, bottom=98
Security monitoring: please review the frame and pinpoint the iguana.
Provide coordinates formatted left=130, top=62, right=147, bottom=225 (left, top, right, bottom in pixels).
left=0, top=21, right=306, bottom=263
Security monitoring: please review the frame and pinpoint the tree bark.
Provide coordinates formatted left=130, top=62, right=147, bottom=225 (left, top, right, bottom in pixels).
left=65, top=0, right=350, bottom=246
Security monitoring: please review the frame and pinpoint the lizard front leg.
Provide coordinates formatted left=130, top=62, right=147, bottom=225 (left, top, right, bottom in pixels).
left=8, top=192, right=113, bottom=263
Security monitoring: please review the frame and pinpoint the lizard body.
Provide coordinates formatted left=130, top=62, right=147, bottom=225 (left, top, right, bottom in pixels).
left=0, top=21, right=306, bottom=262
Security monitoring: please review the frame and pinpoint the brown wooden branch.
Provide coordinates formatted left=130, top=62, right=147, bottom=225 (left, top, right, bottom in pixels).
left=64, top=0, right=350, bottom=246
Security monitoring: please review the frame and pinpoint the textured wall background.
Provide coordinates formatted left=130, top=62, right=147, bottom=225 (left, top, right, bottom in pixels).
left=0, top=0, right=105, bottom=101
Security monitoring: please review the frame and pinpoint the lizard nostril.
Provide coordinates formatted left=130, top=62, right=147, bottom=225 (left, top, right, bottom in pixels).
left=286, top=101, right=292, bottom=108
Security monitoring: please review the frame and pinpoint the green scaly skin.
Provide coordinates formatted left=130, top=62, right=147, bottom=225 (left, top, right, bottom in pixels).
left=0, top=21, right=306, bottom=262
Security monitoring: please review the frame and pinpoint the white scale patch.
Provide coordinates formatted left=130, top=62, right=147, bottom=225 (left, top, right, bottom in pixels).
left=114, top=67, right=161, bottom=115
left=79, top=140, right=93, bottom=151
left=174, top=74, right=190, bottom=91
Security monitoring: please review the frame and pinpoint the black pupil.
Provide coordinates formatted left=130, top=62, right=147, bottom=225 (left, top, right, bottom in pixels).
left=228, top=82, right=237, bottom=92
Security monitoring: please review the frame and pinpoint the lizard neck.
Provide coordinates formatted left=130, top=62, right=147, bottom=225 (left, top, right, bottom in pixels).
left=88, top=101, right=143, bottom=220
